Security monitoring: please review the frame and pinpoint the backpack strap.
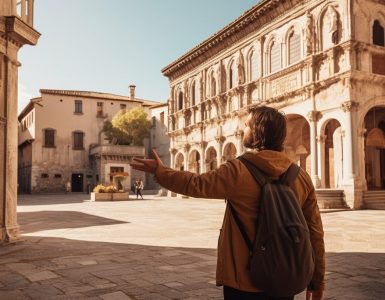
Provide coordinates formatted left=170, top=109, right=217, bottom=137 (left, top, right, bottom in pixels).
left=228, top=203, right=253, bottom=252
left=237, top=156, right=268, bottom=186
left=279, top=164, right=300, bottom=186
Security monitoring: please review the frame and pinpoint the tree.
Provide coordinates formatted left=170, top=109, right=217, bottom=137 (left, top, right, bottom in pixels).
left=103, top=107, right=151, bottom=146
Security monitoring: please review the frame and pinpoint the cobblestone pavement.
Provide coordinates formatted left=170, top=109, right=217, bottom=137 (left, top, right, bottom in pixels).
left=0, top=194, right=384, bottom=299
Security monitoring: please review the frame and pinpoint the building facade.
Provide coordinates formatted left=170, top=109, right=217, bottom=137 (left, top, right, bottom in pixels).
left=18, top=86, right=161, bottom=193
left=1, top=0, right=40, bottom=243
left=162, top=0, right=385, bottom=209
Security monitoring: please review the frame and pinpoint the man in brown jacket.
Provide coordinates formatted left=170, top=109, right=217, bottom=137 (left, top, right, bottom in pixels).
left=131, top=106, right=325, bottom=300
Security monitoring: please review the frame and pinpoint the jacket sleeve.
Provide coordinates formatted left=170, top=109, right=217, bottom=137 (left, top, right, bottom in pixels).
left=302, top=185, right=325, bottom=292
left=154, top=160, right=240, bottom=199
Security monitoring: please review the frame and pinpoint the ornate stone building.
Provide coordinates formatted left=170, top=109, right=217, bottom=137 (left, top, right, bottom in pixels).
left=162, top=0, right=385, bottom=209
left=18, top=87, right=160, bottom=193
left=1, top=0, right=40, bottom=243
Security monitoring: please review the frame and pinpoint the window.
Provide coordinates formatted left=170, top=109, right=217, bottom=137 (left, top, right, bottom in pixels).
left=152, top=116, right=156, bottom=128
left=160, top=112, right=165, bottom=126
left=120, top=103, right=126, bottom=110
left=178, top=91, right=183, bottom=110
left=229, top=63, right=234, bottom=89
left=74, top=100, right=83, bottom=113
left=270, top=41, right=281, bottom=73
left=54, top=174, right=62, bottom=178
left=44, top=129, right=55, bottom=148
left=249, top=51, right=258, bottom=81
left=191, top=82, right=196, bottom=106
left=73, top=131, right=84, bottom=150
left=97, top=102, right=104, bottom=116
left=288, top=32, right=301, bottom=65
left=41, top=173, right=49, bottom=178
left=373, top=20, right=385, bottom=47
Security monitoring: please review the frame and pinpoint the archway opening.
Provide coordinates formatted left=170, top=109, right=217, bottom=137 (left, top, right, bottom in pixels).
left=223, top=143, right=237, bottom=162
left=364, top=107, right=385, bottom=190
left=206, top=147, right=217, bottom=171
left=175, top=153, right=185, bottom=171
left=285, top=114, right=310, bottom=173
left=323, top=119, right=343, bottom=188
left=188, top=150, right=200, bottom=174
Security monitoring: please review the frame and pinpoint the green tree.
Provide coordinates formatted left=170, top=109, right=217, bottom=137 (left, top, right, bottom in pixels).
left=103, top=107, right=151, bottom=146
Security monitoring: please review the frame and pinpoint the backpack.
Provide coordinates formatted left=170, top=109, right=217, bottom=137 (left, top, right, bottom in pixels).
left=228, top=156, right=315, bottom=297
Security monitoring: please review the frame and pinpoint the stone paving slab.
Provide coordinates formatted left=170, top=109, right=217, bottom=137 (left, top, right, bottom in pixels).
left=0, top=194, right=384, bottom=299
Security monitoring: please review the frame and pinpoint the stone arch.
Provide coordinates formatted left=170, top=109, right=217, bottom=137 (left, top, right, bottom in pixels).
left=223, top=142, right=237, bottom=162
left=318, top=3, right=342, bottom=51
left=320, top=119, right=343, bottom=188
left=364, top=106, right=385, bottom=190
left=188, top=149, right=201, bottom=174
left=175, top=152, right=185, bottom=171
left=205, top=146, right=218, bottom=171
left=285, top=114, right=311, bottom=173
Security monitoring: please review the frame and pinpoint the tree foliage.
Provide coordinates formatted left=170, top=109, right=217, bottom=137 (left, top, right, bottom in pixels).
left=103, top=107, right=151, bottom=146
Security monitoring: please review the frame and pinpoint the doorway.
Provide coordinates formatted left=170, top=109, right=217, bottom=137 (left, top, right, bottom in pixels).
left=71, top=173, right=83, bottom=192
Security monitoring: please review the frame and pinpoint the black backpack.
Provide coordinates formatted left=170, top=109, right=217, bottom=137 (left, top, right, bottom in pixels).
left=228, top=156, right=315, bottom=297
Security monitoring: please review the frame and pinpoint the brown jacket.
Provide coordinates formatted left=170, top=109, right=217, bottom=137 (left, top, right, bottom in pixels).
left=155, top=150, right=325, bottom=293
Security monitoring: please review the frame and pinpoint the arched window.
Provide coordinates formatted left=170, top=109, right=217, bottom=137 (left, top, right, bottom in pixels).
left=373, top=20, right=385, bottom=46
left=211, top=73, right=216, bottom=97
left=270, top=41, right=281, bottom=73
left=178, top=91, right=183, bottom=110
left=229, top=62, right=235, bottom=89
left=249, top=51, right=258, bottom=81
left=191, top=82, right=196, bottom=106
left=288, top=31, right=301, bottom=65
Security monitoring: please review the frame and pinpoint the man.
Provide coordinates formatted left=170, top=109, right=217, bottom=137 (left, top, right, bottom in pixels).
left=131, top=106, right=325, bottom=300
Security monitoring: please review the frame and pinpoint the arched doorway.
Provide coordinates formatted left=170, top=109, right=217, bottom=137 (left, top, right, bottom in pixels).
left=285, top=114, right=310, bottom=173
left=223, top=143, right=237, bottom=162
left=175, top=153, right=185, bottom=171
left=364, top=107, right=385, bottom=190
left=323, top=119, right=343, bottom=188
left=206, top=147, right=217, bottom=171
left=188, top=150, right=200, bottom=174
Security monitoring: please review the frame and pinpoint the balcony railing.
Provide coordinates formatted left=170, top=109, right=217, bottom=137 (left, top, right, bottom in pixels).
left=15, top=0, right=34, bottom=26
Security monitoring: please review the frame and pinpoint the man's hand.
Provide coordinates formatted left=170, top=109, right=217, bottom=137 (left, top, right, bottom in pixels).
left=306, top=289, right=324, bottom=300
left=130, top=149, right=164, bottom=175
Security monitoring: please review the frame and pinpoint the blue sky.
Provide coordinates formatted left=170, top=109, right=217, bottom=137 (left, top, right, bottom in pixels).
left=18, top=0, right=258, bottom=111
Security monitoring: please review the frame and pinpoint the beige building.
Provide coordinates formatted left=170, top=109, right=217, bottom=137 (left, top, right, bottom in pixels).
left=1, top=0, right=40, bottom=243
left=162, top=0, right=385, bottom=209
left=18, top=86, right=161, bottom=193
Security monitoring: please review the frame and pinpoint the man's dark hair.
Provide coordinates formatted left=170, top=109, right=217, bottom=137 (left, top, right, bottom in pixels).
left=247, top=106, right=287, bottom=151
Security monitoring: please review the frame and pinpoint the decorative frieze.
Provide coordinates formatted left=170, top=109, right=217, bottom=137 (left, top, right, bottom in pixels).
left=341, top=101, right=358, bottom=112
left=271, top=72, right=299, bottom=97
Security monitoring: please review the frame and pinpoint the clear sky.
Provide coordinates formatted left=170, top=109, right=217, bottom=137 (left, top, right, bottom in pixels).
left=18, top=0, right=259, bottom=111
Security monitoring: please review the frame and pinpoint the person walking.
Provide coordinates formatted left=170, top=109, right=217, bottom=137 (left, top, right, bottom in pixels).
left=131, top=106, right=325, bottom=300
left=135, top=178, right=144, bottom=199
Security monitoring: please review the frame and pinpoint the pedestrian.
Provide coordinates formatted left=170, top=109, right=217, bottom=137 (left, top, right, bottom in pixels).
left=66, top=180, right=71, bottom=193
left=135, top=178, right=144, bottom=199
left=131, top=106, right=325, bottom=300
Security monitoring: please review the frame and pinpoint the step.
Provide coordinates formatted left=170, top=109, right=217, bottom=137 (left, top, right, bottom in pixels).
left=315, top=190, right=347, bottom=209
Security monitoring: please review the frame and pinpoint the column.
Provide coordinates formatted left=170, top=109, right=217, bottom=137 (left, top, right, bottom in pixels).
left=307, top=111, right=321, bottom=188
left=199, top=141, right=207, bottom=173
left=235, top=129, right=244, bottom=157
left=317, top=135, right=326, bottom=188
left=341, top=101, right=358, bottom=181
left=169, top=148, right=177, bottom=169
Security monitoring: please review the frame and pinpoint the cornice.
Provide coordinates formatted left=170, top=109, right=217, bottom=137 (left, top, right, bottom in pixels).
left=162, top=0, right=304, bottom=80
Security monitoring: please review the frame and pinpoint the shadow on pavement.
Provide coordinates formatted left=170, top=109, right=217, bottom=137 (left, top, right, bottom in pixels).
left=18, top=193, right=91, bottom=206
left=18, top=211, right=129, bottom=234
left=0, top=235, right=384, bottom=299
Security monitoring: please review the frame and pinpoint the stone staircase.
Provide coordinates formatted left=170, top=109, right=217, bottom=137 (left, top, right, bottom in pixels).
left=363, top=191, right=385, bottom=210
left=315, top=189, right=348, bottom=209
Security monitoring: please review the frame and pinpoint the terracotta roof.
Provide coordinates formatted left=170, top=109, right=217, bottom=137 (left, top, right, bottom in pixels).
left=149, top=102, right=168, bottom=109
left=39, top=89, right=161, bottom=105
left=18, top=97, right=42, bottom=121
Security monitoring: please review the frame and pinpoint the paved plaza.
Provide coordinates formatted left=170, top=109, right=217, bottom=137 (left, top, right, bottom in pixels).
left=0, top=194, right=384, bottom=300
